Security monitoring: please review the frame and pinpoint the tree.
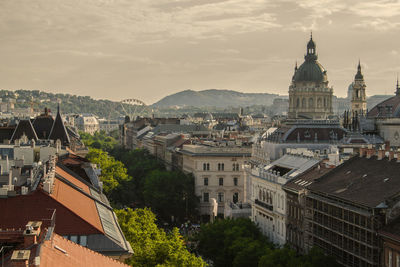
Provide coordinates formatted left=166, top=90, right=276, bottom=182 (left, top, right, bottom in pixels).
left=143, top=170, right=199, bottom=223
left=115, top=208, right=205, bottom=267
left=196, top=218, right=272, bottom=267
left=86, top=148, right=130, bottom=199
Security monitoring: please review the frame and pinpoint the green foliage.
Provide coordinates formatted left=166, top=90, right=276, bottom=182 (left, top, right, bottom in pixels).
left=116, top=208, right=205, bottom=267
left=196, top=218, right=341, bottom=267
left=196, top=218, right=272, bottom=267
left=143, top=170, right=199, bottom=222
left=86, top=148, right=130, bottom=197
left=83, top=132, right=199, bottom=222
left=81, top=131, right=118, bottom=152
left=2, top=89, right=149, bottom=118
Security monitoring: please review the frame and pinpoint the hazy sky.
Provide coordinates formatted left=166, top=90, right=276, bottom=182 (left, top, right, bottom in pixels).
left=0, top=0, right=399, bottom=104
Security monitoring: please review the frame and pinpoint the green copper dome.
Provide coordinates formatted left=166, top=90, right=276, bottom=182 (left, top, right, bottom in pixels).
left=293, top=35, right=328, bottom=83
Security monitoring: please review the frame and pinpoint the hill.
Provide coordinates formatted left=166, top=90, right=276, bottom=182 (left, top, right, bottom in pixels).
left=152, top=89, right=283, bottom=108
left=0, top=89, right=141, bottom=118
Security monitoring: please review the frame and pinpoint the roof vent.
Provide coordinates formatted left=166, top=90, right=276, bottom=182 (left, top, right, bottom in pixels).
left=362, top=174, right=367, bottom=178
left=384, top=178, right=390, bottom=183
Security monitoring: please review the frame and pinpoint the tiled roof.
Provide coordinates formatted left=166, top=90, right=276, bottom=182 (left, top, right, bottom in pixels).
left=55, top=166, right=91, bottom=195
left=0, top=189, right=102, bottom=235
left=50, top=175, right=104, bottom=233
left=48, top=107, right=70, bottom=145
left=33, top=115, right=54, bottom=139
left=10, top=120, right=38, bottom=142
left=368, top=95, right=400, bottom=118
left=39, top=233, right=129, bottom=267
left=308, top=155, right=400, bottom=208
left=284, top=162, right=331, bottom=192
left=0, top=127, right=15, bottom=143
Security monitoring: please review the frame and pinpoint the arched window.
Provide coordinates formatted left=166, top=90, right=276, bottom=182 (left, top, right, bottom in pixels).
left=296, top=98, right=300, bottom=108
left=317, top=98, right=322, bottom=108
left=233, top=192, right=239, bottom=203
left=259, top=189, right=262, bottom=200
left=302, top=98, right=306, bottom=108
left=308, top=98, right=313, bottom=108
left=323, top=98, right=327, bottom=107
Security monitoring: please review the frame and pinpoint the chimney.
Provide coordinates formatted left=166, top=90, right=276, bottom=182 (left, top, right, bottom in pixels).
left=389, top=150, right=395, bottom=161
left=366, top=148, right=375, bottom=159
left=385, top=141, right=390, bottom=151
left=23, top=221, right=42, bottom=247
left=377, top=149, right=385, bottom=160
left=11, top=250, right=30, bottom=267
left=359, top=147, right=366, bottom=157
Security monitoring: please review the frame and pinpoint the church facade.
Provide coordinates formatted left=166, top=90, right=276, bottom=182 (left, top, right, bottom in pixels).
left=288, top=35, right=333, bottom=119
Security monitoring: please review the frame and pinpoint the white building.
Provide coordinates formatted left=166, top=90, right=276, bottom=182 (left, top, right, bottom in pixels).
left=246, top=153, right=319, bottom=245
left=178, top=143, right=251, bottom=221
left=75, top=114, right=100, bottom=134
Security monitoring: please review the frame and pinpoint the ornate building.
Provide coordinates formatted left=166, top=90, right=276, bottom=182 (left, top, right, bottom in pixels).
left=351, top=61, right=367, bottom=116
left=288, top=34, right=333, bottom=119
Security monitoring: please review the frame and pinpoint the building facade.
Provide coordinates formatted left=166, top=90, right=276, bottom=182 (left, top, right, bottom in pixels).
left=178, top=144, right=251, bottom=221
left=246, top=153, right=319, bottom=246
left=305, top=152, right=400, bottom=267
left=288, top=35, right=333, bottom=119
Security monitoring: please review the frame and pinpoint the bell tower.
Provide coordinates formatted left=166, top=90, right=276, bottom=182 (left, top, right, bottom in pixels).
left=351, top=61, right=367, bottom=116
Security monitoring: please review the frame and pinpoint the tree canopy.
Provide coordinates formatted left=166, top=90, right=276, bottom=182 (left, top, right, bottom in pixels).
left=116, top=208, right=205, bottom=267
left=195, top=218, right=341, bottom=267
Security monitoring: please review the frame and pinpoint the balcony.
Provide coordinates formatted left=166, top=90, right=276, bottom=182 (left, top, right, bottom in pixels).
left=255, top=199, right=273, bottom=211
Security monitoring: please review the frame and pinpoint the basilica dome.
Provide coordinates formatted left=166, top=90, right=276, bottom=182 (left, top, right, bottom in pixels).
left=293, top=60, right=328, bottom=83
left=292, top=34, right=328, bottom=83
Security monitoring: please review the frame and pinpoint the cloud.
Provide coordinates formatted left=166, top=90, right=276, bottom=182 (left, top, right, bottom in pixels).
left=353, top=18, right=400, bottom=31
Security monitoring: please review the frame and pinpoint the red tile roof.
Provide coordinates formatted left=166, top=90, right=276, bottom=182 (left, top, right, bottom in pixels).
left=49, top=177, right=104, bottom=234
left=55, top=166, right=91, bottom=195
left=0, top=188, right=103, bottom=236
left=39, top=234, right=129, bottom=267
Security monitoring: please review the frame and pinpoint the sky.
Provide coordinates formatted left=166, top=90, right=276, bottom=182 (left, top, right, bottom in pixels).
left=0, top=0, right=399, bottom=104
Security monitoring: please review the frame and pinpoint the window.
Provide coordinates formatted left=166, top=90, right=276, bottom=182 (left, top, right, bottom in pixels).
left=232, top=163, right=239, bottom=171
left=219, top=177, right=224, bottom=186
left=204, top=178, right=208, bottom=186
left=70, top=235, right=78, bottom=243
left=203, top=192, right=209, bottom=202
left=203, top=163, right=210, bottom=171
left=233, top=177, right=238, bottom=186
left=389, top=250, right=392, bottom=267
left=218, top=163, right=224, bottom=171
left=233, top=192, right=239, bottom=203
left=218, top=192, right=224, bottom=203
left=80, top=235, right=87, bottom=247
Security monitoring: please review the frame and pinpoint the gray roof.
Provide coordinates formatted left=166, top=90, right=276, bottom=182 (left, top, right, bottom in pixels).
left=152, top=124, right=208, bottom=134
left=308, top=155, right=400, bottom=208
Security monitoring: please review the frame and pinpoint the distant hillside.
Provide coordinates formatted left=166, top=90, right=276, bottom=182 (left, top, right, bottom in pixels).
left=152, top=89, right=283, bottom=108
left=0, top=89, right=141, bottom=118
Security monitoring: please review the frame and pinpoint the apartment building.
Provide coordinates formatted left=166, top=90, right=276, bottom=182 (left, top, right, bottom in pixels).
left=178, top=143, right=251, bottom=221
